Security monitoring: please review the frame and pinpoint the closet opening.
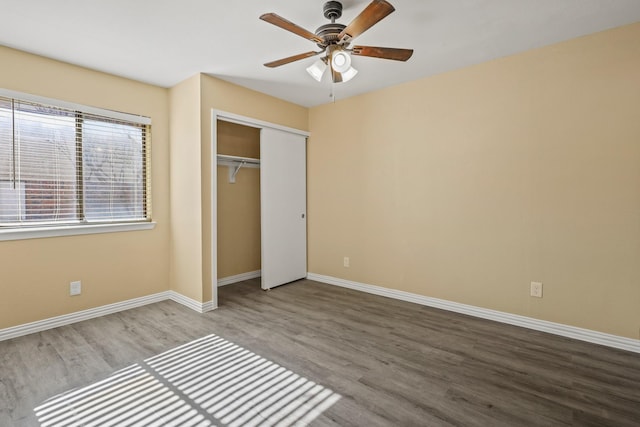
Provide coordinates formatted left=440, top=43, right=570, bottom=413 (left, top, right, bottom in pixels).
left=216, top=120, right=262, bottom=294
left=212, top=110, right=309, bottom=307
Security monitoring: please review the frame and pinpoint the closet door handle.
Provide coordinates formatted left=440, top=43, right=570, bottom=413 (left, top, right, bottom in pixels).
left=301, top=213, right=305, bottom=219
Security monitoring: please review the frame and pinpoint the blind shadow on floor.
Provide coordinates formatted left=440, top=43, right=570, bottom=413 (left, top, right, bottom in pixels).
left=34, top=334, right=341, bottom=426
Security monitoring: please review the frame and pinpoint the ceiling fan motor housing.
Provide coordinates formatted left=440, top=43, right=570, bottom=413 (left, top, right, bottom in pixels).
left=323, top=1, right=343, bottom=21
left=316, top=1, right=347, bottom=48
left=315, top=23, right=346, bottom=47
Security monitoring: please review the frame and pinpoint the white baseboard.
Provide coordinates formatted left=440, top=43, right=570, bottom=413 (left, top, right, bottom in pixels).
left=218, top=270, right=261, bottom=287
left=306, top=273, right=640, bottom=354
left=167, top=291, right=215, bottom=313
left=0, top=290, right=216, bottom=342
left=0, top=291, right=171, bottom=342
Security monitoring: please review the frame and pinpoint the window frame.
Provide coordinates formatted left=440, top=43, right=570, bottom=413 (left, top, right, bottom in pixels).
left=0, top=89, right=155, bottom=241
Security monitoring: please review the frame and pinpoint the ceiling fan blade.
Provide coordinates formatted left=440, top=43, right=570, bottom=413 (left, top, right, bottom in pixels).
left=260, top=13, right=324, bottom=44
left=338, top=0, right=395, bottom=43
left=264, top=51, right=323, bottom=68
left=351, top=46, right=413, bottom=61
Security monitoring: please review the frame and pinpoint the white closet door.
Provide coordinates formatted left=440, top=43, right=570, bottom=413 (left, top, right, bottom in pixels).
left=260, top=128, right=307, bottom=290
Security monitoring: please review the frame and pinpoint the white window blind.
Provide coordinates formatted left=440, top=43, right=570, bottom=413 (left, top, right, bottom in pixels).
left=0, top=92, right=151, bottom=228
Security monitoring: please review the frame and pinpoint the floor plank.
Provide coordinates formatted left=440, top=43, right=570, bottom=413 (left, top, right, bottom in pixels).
left=1, top=278, right=639, bottom=426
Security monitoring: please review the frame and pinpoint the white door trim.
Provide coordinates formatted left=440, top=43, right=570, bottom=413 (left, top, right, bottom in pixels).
left=213, top=110, right=309, bottom=136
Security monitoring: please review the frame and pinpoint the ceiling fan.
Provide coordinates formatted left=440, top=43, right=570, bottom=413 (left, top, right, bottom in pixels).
left=260, top=0, right=413, bottom=83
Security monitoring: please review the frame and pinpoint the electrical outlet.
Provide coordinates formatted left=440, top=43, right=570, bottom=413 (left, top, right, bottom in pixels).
left=343, top=257, right=350, bottom=268
left=70, top=281, right=82, bottom=296
left=530, top=281, right=543, bottom=298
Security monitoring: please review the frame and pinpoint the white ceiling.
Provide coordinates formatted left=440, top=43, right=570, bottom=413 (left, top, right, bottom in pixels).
left=1, top=1, right=639, bottom=107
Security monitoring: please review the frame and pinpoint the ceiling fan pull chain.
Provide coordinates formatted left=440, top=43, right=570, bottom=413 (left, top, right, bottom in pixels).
left=329, top=76, right=335, bottom=103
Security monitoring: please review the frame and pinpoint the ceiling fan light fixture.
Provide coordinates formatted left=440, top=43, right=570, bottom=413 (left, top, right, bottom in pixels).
left=340, top=66, right=358, bottom=82
left=331, top=50, right=351, bottom=73
left=306, top=58, right=327, bottom=81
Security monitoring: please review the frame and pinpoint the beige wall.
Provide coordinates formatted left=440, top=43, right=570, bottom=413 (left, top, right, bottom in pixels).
left=169, top=75, right=203, bottom=302
left=3, top=22, right=637, bottom=341
left=308, top=23, right=640, bottom=339
left=217, top=120, right=261, bottom=158
left=217, top=121, right=261, bottom=278
left=216, top=167, right=261, bottom=278
left=0, top=46, right=170, bottom=329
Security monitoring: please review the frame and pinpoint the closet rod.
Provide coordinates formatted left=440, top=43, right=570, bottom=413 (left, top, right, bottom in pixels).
left=217, top=154, right=260, bottom=183
left=216, top=154, right=260, bottom=166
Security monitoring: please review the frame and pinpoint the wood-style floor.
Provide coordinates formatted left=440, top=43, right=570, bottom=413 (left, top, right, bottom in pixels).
left=1, top=279, right=639, bottom=426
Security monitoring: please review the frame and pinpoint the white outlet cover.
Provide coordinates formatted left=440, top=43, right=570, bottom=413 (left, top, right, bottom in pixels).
left=530, top=281, right=543, bottom=298
left=70, top=281, right=82, bottom=296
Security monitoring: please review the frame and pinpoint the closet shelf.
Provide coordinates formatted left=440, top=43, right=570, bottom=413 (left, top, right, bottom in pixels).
left=217, top=154, right=260, bottom=184
left=217, top=154, right=260, bottom=167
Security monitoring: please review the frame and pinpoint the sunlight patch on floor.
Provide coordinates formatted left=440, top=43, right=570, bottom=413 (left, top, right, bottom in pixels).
left=34, top=335, right=341, bottom=426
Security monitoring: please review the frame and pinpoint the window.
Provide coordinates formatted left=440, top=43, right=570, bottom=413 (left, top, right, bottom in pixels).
left=0, top=91, right=151, bottom=232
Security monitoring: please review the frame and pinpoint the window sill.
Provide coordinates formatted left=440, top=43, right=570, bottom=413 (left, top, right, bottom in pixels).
left=0, top=222, right=156, bottom=242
